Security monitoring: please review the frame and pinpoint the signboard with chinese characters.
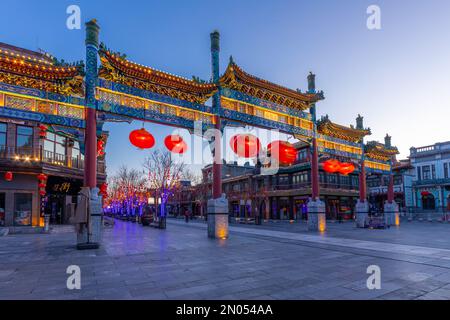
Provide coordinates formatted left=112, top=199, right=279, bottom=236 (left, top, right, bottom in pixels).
left=45, top=176, right=82, bottom=195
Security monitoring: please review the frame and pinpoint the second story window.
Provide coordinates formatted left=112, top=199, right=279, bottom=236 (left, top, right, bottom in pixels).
left=0, top=122, right=6, bottom=148
left=445, top=163, right=449, bottom=179
left=328, top=174, right=337, bottom=185
left=16, top=125, right=33, bottom=155
left=44, top=132, right=66, bottom=164
left=422, top=165, right=431, bottom=180
left=340, top=175, right=350, bottom=187
left=297, top=149, right=307, bottom=162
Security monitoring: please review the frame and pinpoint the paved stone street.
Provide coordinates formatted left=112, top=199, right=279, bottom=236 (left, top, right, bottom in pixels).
left=2, top=219, right=450, bottom=300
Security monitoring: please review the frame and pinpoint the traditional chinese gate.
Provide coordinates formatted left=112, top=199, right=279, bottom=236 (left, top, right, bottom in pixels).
left=0, top=19, right=398, bottom=248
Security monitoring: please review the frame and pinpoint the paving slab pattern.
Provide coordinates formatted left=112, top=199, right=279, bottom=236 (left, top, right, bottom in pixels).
left=1, top=219, right=450, bottom=300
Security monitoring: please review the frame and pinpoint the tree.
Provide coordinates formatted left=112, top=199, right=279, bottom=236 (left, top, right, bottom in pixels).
left=107, top=165, right=147, bottom=218
left=143, top=149, right=189, bottom=218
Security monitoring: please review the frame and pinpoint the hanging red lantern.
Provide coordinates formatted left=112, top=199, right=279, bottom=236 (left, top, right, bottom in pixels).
left=164, top=135, right=187, bottom=154
left=39, top=190, right=46, bottom=196
left=99, top=182, right=108, bottom=196
left=38, top=124, right=48, bottom=139
left=323, top=159, right=341, bottom=173
left=230, top=134, right=261, bottom=158
left=129, top=128, right=155, bottom=149
left=38, top=183, right=47, bottom=188
left=97, top=139, right=105, bottom=157
left=267, top=141, right=296, bottom=165
left=37, top=173, right=48, bottom=181
left=421, top=191, right=430, bottom=197
left=338, top=162, right=355, bottom=175
left=4, top=171, right=13, bottom=182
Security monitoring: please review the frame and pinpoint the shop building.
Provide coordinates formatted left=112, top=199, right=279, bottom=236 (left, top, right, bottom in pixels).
left=410, top=142, right=450, bottom=212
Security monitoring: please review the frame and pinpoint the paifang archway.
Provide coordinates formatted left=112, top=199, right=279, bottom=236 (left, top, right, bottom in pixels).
left=0, top=19, right=399, bottom=247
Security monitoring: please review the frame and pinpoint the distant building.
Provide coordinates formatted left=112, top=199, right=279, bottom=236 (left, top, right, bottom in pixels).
left=193, top=142, right=361, bottom=221
left=367, top=159, right=414, bottom=213
left=410, top=142, right=450, bottom=212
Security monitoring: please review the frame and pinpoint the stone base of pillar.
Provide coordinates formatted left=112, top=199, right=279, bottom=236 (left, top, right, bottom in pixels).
left=307, top=200, right=326, bottom=232
left=355, top=200, right=369, bottom=228
left=384, top=201, right=400, bottom=226
left=76, top=187, right=102, bottom=250
left=207, top=194, right=229, bottom=239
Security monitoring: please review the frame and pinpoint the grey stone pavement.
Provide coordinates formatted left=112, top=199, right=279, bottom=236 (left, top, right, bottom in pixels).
left=2, top=218, right=450, bottom=300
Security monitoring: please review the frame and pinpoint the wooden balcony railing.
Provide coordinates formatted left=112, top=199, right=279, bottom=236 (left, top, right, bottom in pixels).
left=0, top=145, right=106, bottom=174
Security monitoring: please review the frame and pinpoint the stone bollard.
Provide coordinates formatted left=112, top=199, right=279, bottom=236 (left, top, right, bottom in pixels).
left=355, top=200, right=369, bottom=228
left=307, top=199, right=326, bottom=232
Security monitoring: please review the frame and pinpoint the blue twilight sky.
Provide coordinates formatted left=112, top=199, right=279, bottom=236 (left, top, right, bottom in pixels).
left=1, top=0, right=450, bottom=176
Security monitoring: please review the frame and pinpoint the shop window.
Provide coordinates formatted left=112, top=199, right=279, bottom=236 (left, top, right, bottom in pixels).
left=16, top=125, right=33, bottom=155
left=0, top=122, right=6, bottom=148
left=0, top=193, right=5, bottom=227
left=14, top=193, right=32, bottom=226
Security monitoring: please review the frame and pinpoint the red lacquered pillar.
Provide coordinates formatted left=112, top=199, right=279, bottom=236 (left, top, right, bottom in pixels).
left=359, top=159, right=367, bottom=202
left=213, top=114, right=222, bottom=199
left=311, top=137, right=319, bottom=200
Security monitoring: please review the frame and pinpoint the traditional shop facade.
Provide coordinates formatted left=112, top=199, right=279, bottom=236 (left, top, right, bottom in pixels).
left=0, top=115, right=107, bottom=232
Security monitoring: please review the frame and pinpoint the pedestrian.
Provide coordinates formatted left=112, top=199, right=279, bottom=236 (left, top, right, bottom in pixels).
left=184, top=209, right=189, bottom=223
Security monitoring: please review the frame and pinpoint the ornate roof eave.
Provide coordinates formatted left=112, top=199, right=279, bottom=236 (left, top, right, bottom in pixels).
left=219, top=60, right=323, bottom=110
left=98, top=44, right=218, bottom=103
left=317, top=116, right=371, bottom=143
left=0, top=43, right=85, bottom=96
left=365, top=141, right=400, bottom=161
left=0, top=57, right=84, bottom=82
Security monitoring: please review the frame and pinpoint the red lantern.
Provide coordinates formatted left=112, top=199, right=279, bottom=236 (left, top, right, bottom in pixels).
left=230, top=134, right=261, bottom=158
left=421, top=191, right=430, bottom=197
left=129, top=128, right=155, bottom=149
left=164, top=135, right=187, bottom=154
left=4, top=171, right=13, bottom=182
left=338, top=162, right=355, bottom=175
left=37, top=173, right=48, bottom=181
left=323, top=159, right=341, bottom=173
left=38, top=183, right=47, bottom=188
left=97, top=139, right=105, bottom=157
left=39, top=190, right=46, bottom=196
left=99, top=183, right=108, bottom=195
left=38, top=124, right=48, bottom=138
left=267, top=141, right=296, bottom=165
